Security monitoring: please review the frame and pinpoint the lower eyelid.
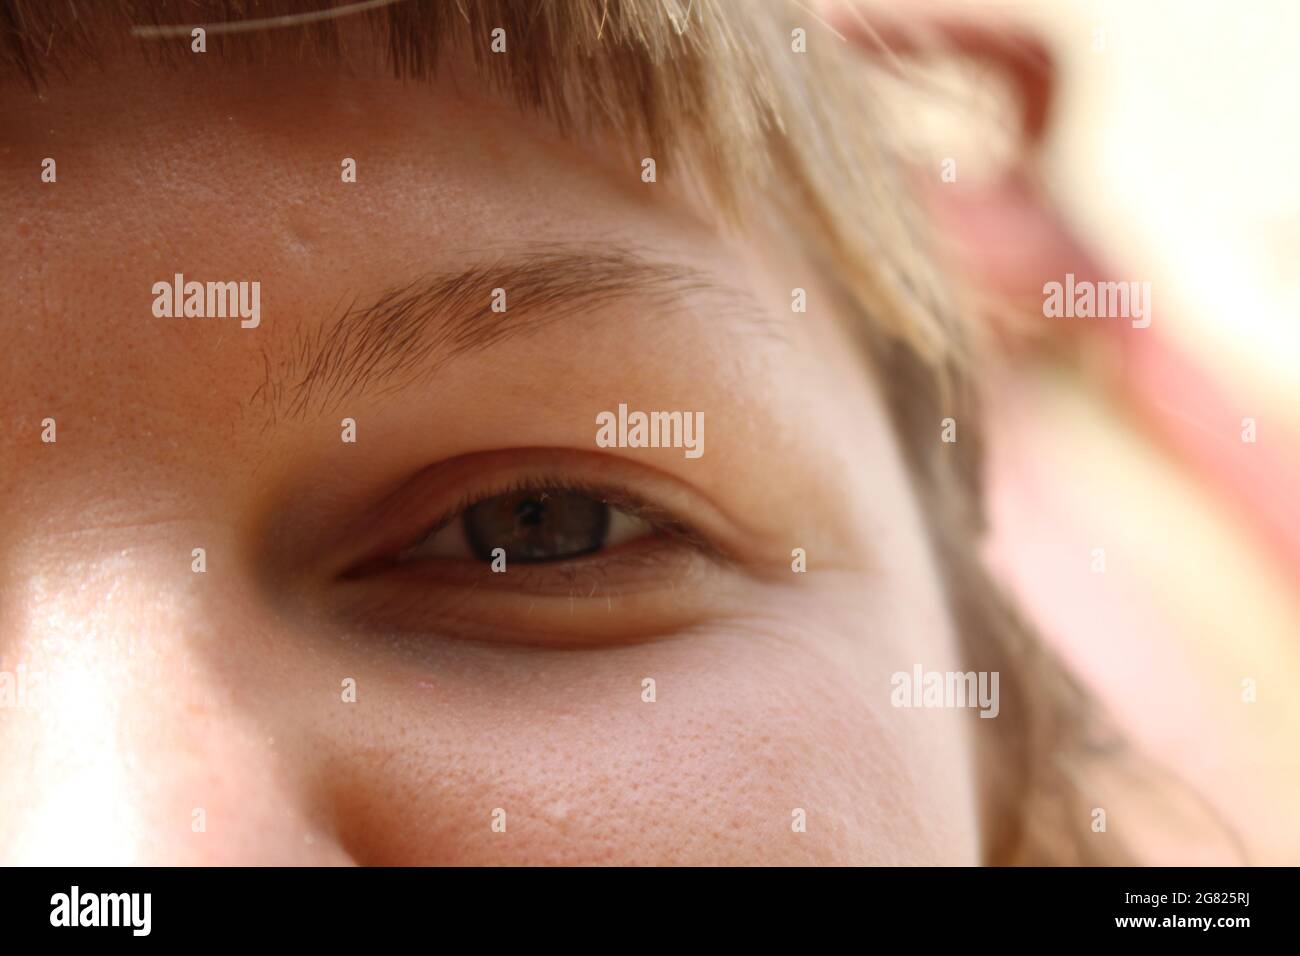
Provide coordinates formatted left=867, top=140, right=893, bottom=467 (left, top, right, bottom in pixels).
left=330, top=542, right=735, bottom=645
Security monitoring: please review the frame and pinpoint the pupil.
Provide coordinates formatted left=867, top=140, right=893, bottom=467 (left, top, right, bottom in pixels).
left=514, top=497, right=546, bottom=527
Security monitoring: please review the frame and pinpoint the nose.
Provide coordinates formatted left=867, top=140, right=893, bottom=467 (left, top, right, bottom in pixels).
left=0, top=538, right=355, bottom=865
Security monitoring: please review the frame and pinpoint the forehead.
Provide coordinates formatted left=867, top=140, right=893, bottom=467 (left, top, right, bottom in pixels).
left=0, top=54, right=734, bottom=338
left=0, top=47, right=837, bottom=474
left=1, top=0, right=950, bottom=368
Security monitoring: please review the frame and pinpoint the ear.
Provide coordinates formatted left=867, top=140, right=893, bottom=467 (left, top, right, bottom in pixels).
left=828, top=3, right=1105, bottom=329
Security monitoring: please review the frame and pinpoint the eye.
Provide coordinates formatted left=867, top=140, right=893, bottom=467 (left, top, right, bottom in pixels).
left=397, top=486, right=655, bottom=564
left=324, top=455, right=746, bottom=643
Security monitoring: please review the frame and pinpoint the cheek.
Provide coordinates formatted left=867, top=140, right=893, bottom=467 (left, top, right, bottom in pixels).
left=315, top=597, right=981, bottom=865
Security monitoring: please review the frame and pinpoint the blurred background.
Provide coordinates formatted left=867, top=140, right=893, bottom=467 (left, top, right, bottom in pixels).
left=839, top=0, right=1300, bottom=863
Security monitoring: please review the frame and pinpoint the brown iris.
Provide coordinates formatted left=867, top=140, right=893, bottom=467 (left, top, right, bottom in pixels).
left=462, top=489, right=610, bottom=563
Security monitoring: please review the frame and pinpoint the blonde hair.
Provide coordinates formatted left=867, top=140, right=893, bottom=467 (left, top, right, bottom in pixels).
left=2, top=0, right=1132, bottom=864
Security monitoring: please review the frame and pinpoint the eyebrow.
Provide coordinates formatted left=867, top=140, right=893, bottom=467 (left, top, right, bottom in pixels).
left=250, top=244, right=768, bottom=425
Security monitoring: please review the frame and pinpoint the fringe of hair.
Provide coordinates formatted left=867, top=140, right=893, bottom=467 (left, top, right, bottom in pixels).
left=1, top=0, right=1163, bottom=863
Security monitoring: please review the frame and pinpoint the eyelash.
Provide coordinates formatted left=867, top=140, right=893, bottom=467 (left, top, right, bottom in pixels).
left=323, top=455, right=750, bottom=642
left=354, top=471, right=716, bottom=576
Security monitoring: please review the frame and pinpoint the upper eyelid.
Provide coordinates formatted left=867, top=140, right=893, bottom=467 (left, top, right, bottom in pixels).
left=427, top=479, right=671, bottom=535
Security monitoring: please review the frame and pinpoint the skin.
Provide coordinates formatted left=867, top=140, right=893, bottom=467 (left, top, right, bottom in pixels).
left=0, top=43, right=981, bottom=864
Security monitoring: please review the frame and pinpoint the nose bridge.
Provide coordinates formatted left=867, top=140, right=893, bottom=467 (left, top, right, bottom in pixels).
left=0, top=541, right=349, bottom=864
